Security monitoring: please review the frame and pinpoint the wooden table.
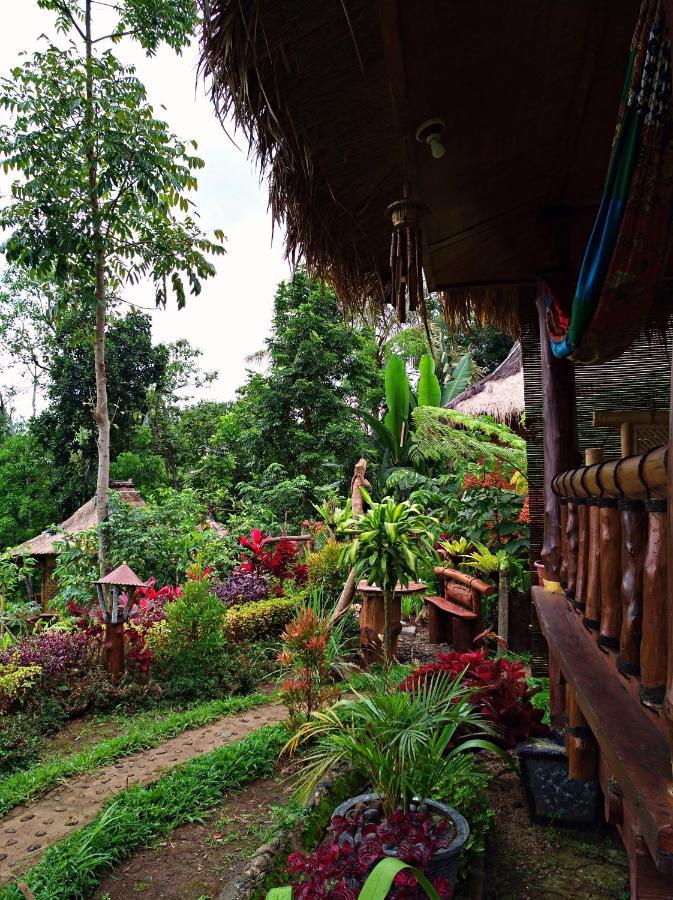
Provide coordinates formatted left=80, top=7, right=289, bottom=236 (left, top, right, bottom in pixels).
left=356, top=580, right=426, bottom=662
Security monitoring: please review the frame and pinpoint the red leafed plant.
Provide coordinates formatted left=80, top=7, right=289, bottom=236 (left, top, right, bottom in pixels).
left=287, top=809, right=453, bottom=899
left=238, top=529, right=305, bottom=584
left=278, top=607, right=338, bottom=724
left=401, top=649, right=547, bottom=747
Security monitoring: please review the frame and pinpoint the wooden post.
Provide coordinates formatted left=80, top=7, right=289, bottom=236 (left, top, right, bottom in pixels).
left=666, top=354, right=673, bottom=767
left=537, top=294, right=580, bottom=588
left=641, top=499, right=668, bottom=707
left=618, top=499, right=647, bottom=677
left=560, top=498, right=569, bottom=588
left=565, top=499, right=579, bottom=598
left=565, top=684, right=598, bottom=781
left=598, top=496, right=622, bottom=650
left=584, top=448, right=604, bottom=630
left=104, top=622, right=124, bottom=682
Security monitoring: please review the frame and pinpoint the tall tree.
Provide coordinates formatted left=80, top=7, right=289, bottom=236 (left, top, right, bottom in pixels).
left=235, top=269, right=383, bottom=520
left=0, top=0, right=224, bottom=574
left=32, top=310, right=169, bottom=511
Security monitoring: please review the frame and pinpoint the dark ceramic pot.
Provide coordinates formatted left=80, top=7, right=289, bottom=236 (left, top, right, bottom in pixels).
left=333, top=792, right=470, bottom=885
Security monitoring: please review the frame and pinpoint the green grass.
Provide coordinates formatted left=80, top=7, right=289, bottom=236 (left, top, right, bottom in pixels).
left=0, top=692, right=274, bottom=817
left=0, top=723, right=288, bottom=900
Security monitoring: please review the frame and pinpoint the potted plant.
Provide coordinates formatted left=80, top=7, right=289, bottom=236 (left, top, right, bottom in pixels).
left=338, top=493, right=437, bottom=663
left=284, top=668, right=507, bottom=891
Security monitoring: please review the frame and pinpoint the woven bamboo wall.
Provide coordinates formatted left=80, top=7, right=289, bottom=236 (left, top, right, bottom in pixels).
left=520, top=307, right=671, bottom=676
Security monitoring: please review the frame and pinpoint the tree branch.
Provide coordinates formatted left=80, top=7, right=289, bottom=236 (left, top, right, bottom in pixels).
left=52, top=0, right=87, bottom=41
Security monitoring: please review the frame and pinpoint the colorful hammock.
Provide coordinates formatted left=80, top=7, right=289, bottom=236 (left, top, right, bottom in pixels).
left=546, top=0, right=673, bottom=363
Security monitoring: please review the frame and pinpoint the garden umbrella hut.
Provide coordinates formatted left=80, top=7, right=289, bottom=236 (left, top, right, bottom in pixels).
left=12, top=480, right=145, bottom=611
left=200, top=0, right=673, bottom=892
left=447, top=343, right=524, bottom=431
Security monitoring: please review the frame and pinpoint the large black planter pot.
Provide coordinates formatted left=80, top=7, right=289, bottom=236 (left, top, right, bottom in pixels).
left=516, top=732, right=602, bottom=827
left=333, top=792, right=470, bottom=886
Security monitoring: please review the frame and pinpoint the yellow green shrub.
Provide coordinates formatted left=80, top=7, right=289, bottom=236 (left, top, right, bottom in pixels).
left=222, top=597, right=296, bottom=643
left=0, top=660, right=42, bottom=714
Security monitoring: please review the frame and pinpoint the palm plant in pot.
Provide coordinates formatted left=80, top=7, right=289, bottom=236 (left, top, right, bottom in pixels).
left=284, top=668, right=507, bottom=892
left=338, top=493, right=437, bottom=663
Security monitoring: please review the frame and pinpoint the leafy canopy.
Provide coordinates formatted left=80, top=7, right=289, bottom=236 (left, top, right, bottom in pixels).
left=0, top=39, right=223, bottom=313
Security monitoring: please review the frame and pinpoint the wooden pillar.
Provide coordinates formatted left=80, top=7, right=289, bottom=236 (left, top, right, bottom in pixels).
left=640, top=499, right=668, bottom=708
left=548, top=654, right=566, bottom=731
left=575, top=497, right=590, bottom=612
left=618, top=499, right=647, bottom=677
left=666, top=355, right=673, bottom=767
left=565, top=684, right=598, bottom=781
left=104, top=622, right=125, bottom=682
left=584, top=448, right=604, bottom=630
left=565, top=498, right=579, bottom=598
left=598, top=496, right=622, bottom=650
left=560, top=498, right=569, bottom=588
left=537, top=293, right=580, bottom=587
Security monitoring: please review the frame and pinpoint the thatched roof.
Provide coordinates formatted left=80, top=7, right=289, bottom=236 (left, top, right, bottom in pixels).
left=13, top=481, right=145, bottom=558
left=200, top=0, right=641, bottom=330
left=447, top=342, right=523, bottom=426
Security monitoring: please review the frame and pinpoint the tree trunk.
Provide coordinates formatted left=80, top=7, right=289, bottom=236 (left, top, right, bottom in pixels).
left=85, top=0, right=111, bottom=578
left=497, top=569, right=509, bottom=655
left=383, top=588, right=393, bottom=665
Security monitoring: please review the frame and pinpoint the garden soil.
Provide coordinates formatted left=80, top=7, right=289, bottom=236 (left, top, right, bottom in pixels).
left=94, top=768, right=294, bottom=899
left=0, top=702, right=286, bottom=888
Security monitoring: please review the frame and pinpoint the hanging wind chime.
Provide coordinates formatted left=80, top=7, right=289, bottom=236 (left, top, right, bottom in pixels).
left=387, top=197, right=426, bottom=323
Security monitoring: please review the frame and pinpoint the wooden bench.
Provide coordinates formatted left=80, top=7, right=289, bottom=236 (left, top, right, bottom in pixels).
left=426, top=567, right=493, bottom=650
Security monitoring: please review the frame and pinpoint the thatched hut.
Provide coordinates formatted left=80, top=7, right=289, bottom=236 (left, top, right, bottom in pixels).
left=447, top=343, right=523, bottom=430
left=12, top=481, right=145, bottom=610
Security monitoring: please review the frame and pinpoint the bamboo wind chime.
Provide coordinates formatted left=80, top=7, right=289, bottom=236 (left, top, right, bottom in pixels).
left=387, top=198, right=426, bottom=323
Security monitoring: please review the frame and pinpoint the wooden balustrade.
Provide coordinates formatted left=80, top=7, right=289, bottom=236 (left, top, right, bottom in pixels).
left=552, top=445, right=670, bottom=752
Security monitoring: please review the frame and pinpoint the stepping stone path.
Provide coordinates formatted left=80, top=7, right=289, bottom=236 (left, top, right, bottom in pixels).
left=0, top=702, right=286, bottom=887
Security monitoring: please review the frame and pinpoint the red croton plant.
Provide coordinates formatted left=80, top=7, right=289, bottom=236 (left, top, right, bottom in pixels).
left=238, top=529, right=308, bottom=589
left=401, top=649, right=547, bottom=748
left=288, top=809, right=453, bottom=900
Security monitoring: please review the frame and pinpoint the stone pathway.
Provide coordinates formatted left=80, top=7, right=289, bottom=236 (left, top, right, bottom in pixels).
left=0, top=702, right=286, bottom=887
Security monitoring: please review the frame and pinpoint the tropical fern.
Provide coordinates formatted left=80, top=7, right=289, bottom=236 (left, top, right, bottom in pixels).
left=410, top=407, right=527, bottom=474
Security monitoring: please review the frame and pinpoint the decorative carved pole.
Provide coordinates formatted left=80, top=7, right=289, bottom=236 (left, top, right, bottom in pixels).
left=618, top=483, right=647, bottom=677
left=598, top=491, right=622, bottom=649
left=583, top=448, right=604, bottom=630
left=536, top=293, right=580, bottom=588
left=330, top=458, right=371, bottom=625
left=572, top=469, right=590, bottom=614
left=564, top=473, right=580, bottom=600
left=641, top=495, right=668, bottom=707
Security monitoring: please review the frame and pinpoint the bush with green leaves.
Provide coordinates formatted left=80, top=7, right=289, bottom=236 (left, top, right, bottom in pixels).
left=222, top=597, right=297, bottom=643
left=286, top=668, right=503, bottom=819
left=339, top=493, right=437, bottom=660
left=306, top=539, right=345, bottom=606
left=109, top=488, right=236, bottom=585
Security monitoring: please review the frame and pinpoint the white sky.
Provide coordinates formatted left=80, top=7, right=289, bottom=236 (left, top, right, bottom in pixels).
left=0, top=3, right=290, bottom=418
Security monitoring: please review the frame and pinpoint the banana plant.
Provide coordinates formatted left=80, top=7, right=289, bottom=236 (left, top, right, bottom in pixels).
left=357, top=352, right=472, bottom=472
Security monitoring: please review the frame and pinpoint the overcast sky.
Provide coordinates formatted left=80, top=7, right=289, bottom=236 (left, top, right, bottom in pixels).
left=0, top=3, right=290, bottom=418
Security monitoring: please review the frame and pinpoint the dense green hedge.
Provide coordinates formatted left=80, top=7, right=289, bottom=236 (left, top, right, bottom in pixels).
left=0, top=723, right=288, bottom=900
left=223, top=597, right=296, bottom=642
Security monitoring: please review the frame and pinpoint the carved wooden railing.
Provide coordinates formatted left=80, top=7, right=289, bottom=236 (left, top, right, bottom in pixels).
left=551, top=444, right=671, bottom=762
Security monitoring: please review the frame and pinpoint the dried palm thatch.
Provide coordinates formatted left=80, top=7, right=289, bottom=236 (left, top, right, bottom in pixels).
left=12, top=482, right=145, bottom=558
left=200, top=0, right=398, bottom=314
left=448, top=342, right=524, bottom=427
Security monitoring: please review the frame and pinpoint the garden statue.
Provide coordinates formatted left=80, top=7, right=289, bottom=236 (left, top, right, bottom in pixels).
left=329, top=458, right=371, bottom=625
